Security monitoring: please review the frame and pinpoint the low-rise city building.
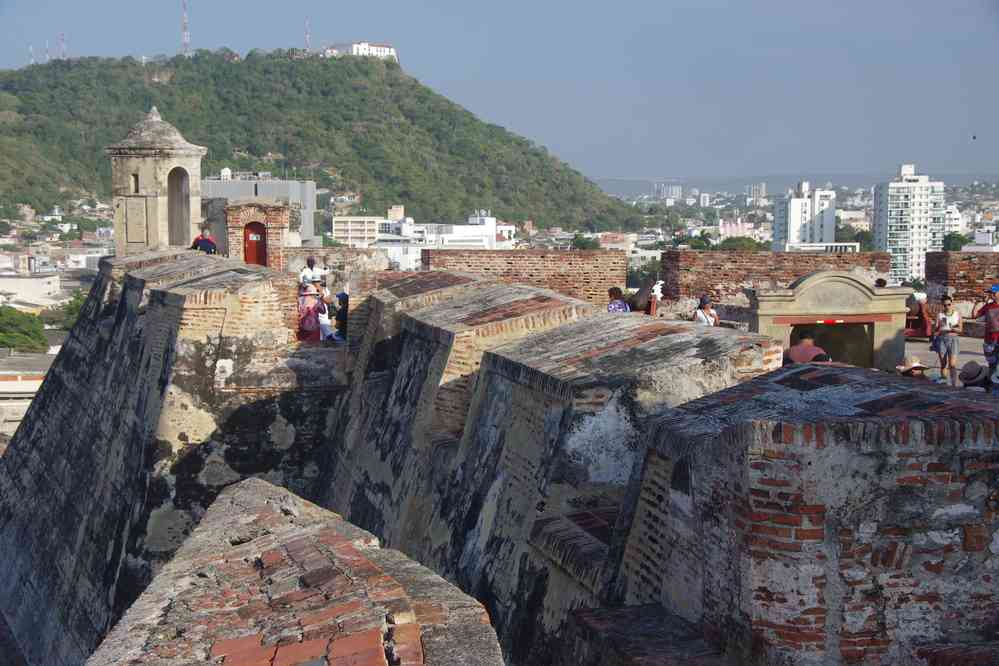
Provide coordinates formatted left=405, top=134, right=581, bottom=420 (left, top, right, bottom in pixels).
left=322, top=41, right=399, bottom=61
left=772, top=180, right=836, bottom=251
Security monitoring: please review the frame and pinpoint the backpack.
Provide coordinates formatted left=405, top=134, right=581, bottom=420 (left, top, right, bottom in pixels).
left=300, top=304, right=319, bottom=332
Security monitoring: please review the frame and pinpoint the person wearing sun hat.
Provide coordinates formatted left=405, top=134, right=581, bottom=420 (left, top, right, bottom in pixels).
left=896, top=356, right=930, bottom=380
left=959, top=361, right=990, bottom=392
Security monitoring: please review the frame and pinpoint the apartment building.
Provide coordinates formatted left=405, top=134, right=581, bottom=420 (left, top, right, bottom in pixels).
left=772, top=181, right=836, bottom=251
left=873, top=164, right=945, bottom=283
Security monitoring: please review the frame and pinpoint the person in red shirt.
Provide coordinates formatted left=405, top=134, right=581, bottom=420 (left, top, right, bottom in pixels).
left=972, top=285, right=999, bottom=376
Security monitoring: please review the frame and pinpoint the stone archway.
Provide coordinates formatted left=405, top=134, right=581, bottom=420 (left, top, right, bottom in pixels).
left=167, top=167, right=191, bottom=247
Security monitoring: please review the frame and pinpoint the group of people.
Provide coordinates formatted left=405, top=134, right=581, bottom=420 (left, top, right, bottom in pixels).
left=606, top=286, right=721, bottom=327
left=298, top=257, right=348, bottom=344
left=904, top=286, right=999, bottom=391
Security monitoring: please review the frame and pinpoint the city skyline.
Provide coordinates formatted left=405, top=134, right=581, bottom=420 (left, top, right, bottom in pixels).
left=0, top=1, right=997, bottom=183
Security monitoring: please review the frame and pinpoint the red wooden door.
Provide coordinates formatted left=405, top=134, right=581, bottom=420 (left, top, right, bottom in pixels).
left=243, top=222, right=267, bottom=266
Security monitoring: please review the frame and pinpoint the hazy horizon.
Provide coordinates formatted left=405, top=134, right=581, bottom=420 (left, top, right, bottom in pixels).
left=1, top=0, right=997, bottom=183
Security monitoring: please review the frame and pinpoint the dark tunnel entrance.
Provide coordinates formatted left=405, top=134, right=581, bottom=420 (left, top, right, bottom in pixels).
left=790, top=322, right=874, bottom=368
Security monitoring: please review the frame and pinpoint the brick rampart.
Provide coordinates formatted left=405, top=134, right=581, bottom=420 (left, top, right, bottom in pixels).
left=661, top=250, right=890, bottom=303
left=421, top=249, right=627, bottom=306
left=926, top=251, right=999, bottom=312
left=283, top=247, right=390, bottom=281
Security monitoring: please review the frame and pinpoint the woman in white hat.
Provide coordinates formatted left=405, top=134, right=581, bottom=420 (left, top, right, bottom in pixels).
left=896, top=356, right=930, bottom=381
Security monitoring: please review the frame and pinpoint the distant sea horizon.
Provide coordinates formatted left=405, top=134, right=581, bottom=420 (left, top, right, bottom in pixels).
left=595, top=173, right=999, bottom=198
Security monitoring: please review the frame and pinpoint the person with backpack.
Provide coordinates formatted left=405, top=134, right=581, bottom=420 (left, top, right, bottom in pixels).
left=298, top=284, right=326, bottom=343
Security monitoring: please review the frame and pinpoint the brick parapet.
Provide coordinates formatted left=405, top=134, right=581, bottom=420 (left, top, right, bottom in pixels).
left=421, top=249, right=627, bottom=306
left=87, top=478, right=503, bottom=666
left=926, top=251, right=999, bottom=312
left=660, top=250, right=890, bottom=304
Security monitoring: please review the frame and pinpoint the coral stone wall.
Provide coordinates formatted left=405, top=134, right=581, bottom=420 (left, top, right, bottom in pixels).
left=421, top=249, right=627, bottom=306
left=660, top=249, right=890, bottom=304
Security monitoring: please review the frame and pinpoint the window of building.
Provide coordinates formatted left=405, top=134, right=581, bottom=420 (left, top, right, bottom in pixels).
left=131, top=174, right=139, bottom=194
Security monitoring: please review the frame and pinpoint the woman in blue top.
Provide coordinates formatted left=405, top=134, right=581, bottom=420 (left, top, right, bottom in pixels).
left=607, top=287, right=630, bottom=313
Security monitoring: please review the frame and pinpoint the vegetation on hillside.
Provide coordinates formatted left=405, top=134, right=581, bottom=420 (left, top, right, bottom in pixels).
left=0, top=307, right=47, bottom=352
left=0, top=50, right=641, bottom=230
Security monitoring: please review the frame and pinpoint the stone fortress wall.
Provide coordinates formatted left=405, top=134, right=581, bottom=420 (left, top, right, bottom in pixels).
left=926, top=251, right=999, bottom=314
left=660, top=249, right=891, bottom=309
left=420, top=248, right=627, bottom=307
left=1, top=247, right=998, bottom=666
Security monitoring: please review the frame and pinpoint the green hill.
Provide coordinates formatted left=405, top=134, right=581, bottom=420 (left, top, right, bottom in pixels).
left=0, top=50, right=639, bottom=230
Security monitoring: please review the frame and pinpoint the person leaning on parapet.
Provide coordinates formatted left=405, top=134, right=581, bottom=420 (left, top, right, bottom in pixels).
left=972, top=285, right=999, bottom=377
left=785, top=330, right=826, bottom=365
left=933, top=295, right=962, bottom=387
left=607, top=287, right=631, bottom=313
left=693, top=295, right=719, bottom=326
left=300, top=256, right=323, bottom=289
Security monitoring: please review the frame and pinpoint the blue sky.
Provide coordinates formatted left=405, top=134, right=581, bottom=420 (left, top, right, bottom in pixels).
left=0, top=0, right=997, bottom=180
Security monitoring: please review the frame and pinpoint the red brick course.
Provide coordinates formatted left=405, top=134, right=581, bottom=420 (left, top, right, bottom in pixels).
left=420, top=249, right=626, bottom=306
left=926, top=251, right=999, bottom=302
left=660, top=249, right=890, bottom=301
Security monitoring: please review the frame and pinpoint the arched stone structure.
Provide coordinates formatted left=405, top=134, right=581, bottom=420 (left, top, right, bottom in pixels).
left=105, top=107, right=207, bottom=256
left=224, top=200, right=288, bottom=272
left=167, top=166, right=191, bottom=246
left=748, top=270, right=910, bottom=371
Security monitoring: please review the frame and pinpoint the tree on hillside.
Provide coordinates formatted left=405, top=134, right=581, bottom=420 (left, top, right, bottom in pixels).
left=0, top=307, right=47, bottom=352
left=0, top=52, right=637, bottom=230
left=571, top=234, right=600, bottom=250
left=943, top=232, right=971, bottom=251
left=715, top=236, right=769, bottom=251
left=835, top=224, right=875, bottom=252
left=627, top=259, right=661, bottom=289
left=40, top=289, right=86, bottom=331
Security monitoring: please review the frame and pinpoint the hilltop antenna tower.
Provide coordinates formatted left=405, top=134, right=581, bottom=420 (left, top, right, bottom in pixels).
left=29, top=45, right=35, bottom=65
left=44, top=39, right=50, bottom=63
left=305, top=17, right=312, bottom=52
left=58, top=33, right=66, bottom=60
left=181, top=0, right=191, bottom=57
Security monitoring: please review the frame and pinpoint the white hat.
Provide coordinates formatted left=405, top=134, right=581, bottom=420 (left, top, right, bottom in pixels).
left=896, top=356, right=928, bottom=373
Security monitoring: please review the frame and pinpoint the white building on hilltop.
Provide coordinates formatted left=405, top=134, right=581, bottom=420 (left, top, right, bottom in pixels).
left=944, top=204, right=964, bottom=235
left=323, top=42, right=399, bottom=62
left=772, top=181, right=836, bottom=251
left=873, top=164, right=945, bottom=283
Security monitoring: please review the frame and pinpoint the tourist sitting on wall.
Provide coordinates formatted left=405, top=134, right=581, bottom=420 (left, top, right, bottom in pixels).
left=959, top=361, right=991, bottom=392
left=896, top=356, right=930, bottom=380
left=694, top=295, right=719, bottom=326
left=300, top=256, right=323, bottom=289
left=333, top=291, right=349, bottom=343
left=933, top=295, right=962, bottom=387
left=298, top=284, right=326, bottom=343
left=972, top=285, right=999, bottom=378
left=607, top=287, right=631, bottom=313
left=785, top=331, right=826, bottom=364
left=192, top=226, right=216, bottom=246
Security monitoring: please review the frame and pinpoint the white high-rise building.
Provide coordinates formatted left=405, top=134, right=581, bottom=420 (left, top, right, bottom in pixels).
left=699, top=193, right=711, bottom=208
left=944, top=204, right=964, bottom=235
left=771, top=181, right=836, bottom=251
left=873, top=164, right=946, bottom=283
